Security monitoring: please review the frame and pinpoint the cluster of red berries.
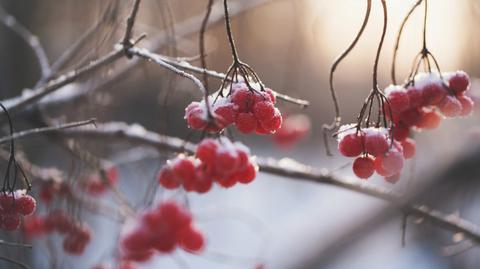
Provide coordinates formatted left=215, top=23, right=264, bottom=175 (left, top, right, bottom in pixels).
left=158, top=137, right=258, bottom=192
left=0, top=190, right=36, bottom=231
left=272, top=114, right=311, bottom=148
left=385, top=71, right=474, bottom=141
left=120, top=201, right=204, bottom=262
left=337, top=126, right=415, bottom=183
left=81, top=166, right=119, bottom=195
left=185, top=82, right=282, bottom=134
left=23, top=210, right=92, bottom=255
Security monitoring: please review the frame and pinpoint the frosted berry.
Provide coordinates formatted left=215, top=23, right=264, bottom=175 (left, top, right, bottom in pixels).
left=158, top=167, right=180, bottom=189
left=364, top=132, right=389, bottom=156
left=439, top=95, right=462, bottom=118
left=236, top=163, right=257, bottom=184
left=387, top=89, right=410, bottom=112
left=260, top=109, right=283, bottom=133
left=236, top=112, right=257, bottom=133
left=406, top=86, right=424, bottom=108
left=448, top=71, right=470, bottom=93
left=338, top=133, right=363, bottom=157
left=352, top=156, right=375, bottom=179
left=16, top=194, right=37, bottom=216
left=253, top=101, right=275, bottom=121
left=422, top=83, right=447, bottom=105
left=416, top=110, right=442, bottom=129
left=457, top=94, right=474, bottom=117
left=214, top=104, right=237, bottom=126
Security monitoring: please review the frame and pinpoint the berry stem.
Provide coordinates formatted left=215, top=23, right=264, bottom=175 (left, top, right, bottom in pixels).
left=223, top=0, right=240, bottom=63
left=322, top=0, right=372, bottom=156
left=391, top=0, right=423, bottom=85
left=372, top=0, right=388, bottom=91
left=200, top=0, right=215, bottom=119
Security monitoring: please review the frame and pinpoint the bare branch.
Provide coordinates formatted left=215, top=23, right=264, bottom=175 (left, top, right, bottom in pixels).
left=0, top=118, right=96, bottom=144
left=0, top=240, right=31, bottom=249
left=62, top=122, right=480, bottom=244
left=122, top=0, right=143, bottom=48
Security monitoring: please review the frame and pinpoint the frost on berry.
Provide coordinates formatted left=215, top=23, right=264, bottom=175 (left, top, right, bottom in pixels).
left=337, top=125, right=363, bottom=157
left=385, top=85, right=410, bottom=113
left=364, top=129, right=389, bottom=157
left=439, top=95, right=462, bottom=118
left=446, top=71, right=470, bottom=93
left=0, top=190, right=37, bottom=231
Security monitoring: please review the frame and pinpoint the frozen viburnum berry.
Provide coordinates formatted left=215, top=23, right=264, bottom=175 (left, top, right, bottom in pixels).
left=447, top=71, right=470, bottom=93
left=16, top=194, right=37, bottom=216
left=416, top=110, right=442, bottom=129
left=338, top=133, right=363, bottom=157
left=177, top=226, right=205, bottom=253
left=236, top=112, right=257, bottom=133
left=457, top=94, right=474, bottom=117
left=385, top=85, right=410, bottom=113
left=364, top=130, right=389, bottom=157
left=352, top=156, right=375, bottom=179
left=439, top=95, right=462, bottom=118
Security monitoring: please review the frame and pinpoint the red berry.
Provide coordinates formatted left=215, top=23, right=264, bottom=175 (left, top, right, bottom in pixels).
left=439, top=95, right=462, bottom=118
left=178, top=226, right=205, bottom=253
left=16, top=194, right=36, bottom=216
left=253, top=101, right=275, bottom=121
left=352, top=156, right=375, bottom=179
left=380, top=150, right=404, bottom=175
left=23, top=215, right=46, bottom=237
left=0, top=193, right=15, bottom=214
left=39, top=185, right=54, bottom=204
left=237, top=163, right=257, bottom=184
left=406, top=86, right=424, bottom=108
left=374, top=156, right=395, bottom=177
left=401, top=138, right=416, bottom=159
left=236, top=112, right=257, bottom=133
left=387, top=89, right=410, bottom=112
left=457, top=94, right=474, bottom=117
left=392, top=122, right=409, bottom=141
left=231, top=86, right=253, bottom=112
left=217, top=175, right=238, bottom=188
left=401, top=109, right=422, bottom=127
left=416, top=110, right=442, bottom=129
left=448, top=71, right=470, bottom=93
left=196, top=139, right=218, bottom=164
left=215, top=150, right=239, bottom=175
left=185, top=102, right=208, bottom=129
left=364, top=131, right=389, bottom=157
left=1, top=214, right=20, bottom=231
left=255, top=124, right=271, bottom=135
left=158, top=166, right=180, bottom=189
left=422, top=83, right=447, bottom=105
left=214, top=104, right=237, bottom=126
left=193, top=169, right=213, bottom=193
left=172, top=158, right=196, bottom=182
left=338, top=133, right=363, bottom=157
left=261, top=109, right=282, bottom=133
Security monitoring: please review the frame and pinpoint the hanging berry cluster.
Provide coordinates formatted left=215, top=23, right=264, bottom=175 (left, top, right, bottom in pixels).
left=120, top=201, right=204, bottom=263
left=337, top=125, right=413, bottom=183
left=386, top=71, right=474, bottom=140
left=158, top=137, right=257, bottom=192
left=23, top=210, right=92, bottom=255
left=0, top=190, right=36, bottom=230
left=185, top=82, right=281, bottom=134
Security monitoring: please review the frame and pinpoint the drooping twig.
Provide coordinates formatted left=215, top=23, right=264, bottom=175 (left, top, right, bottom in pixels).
left=62, top=122, right=480, bottom=244
left=322, top=0, right=372, bottom=156
left=0, top=118, right=96, bottom=144
left=0, top=240, right=32, bottom=249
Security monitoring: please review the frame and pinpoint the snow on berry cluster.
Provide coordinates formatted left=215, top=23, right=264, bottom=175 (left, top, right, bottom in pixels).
left=385, top=71, right=474, bottom=141
left=0, top=190, right=36, bottom=231
left=337, top=125, right=415, bottom=183
left=185, top=82, right=282, bottom=134
left=81, top=166, right=119, bottom=195
left=158, top=137, right=258, bottom=192
left=120, top=201, right=204, bottom=263
left=272, top=114, right=311, bottom=148
left=23, top=209, right=92, bottom=255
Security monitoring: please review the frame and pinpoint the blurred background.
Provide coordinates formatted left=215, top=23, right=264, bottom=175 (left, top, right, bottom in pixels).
left=1, top=0, right=480, bottom=268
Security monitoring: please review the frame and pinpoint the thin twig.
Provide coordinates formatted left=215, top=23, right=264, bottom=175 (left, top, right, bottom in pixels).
left=62, top=122, right=480, bottom=244
left=0, top=240, right=32, bottom=249
left=0, top=256, right=29, bottom=269
left=122, top=0, right=143, bottom=48
left=128, top=46, right=207, bottom=95
left=0, top=118, right=96, bottom=144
